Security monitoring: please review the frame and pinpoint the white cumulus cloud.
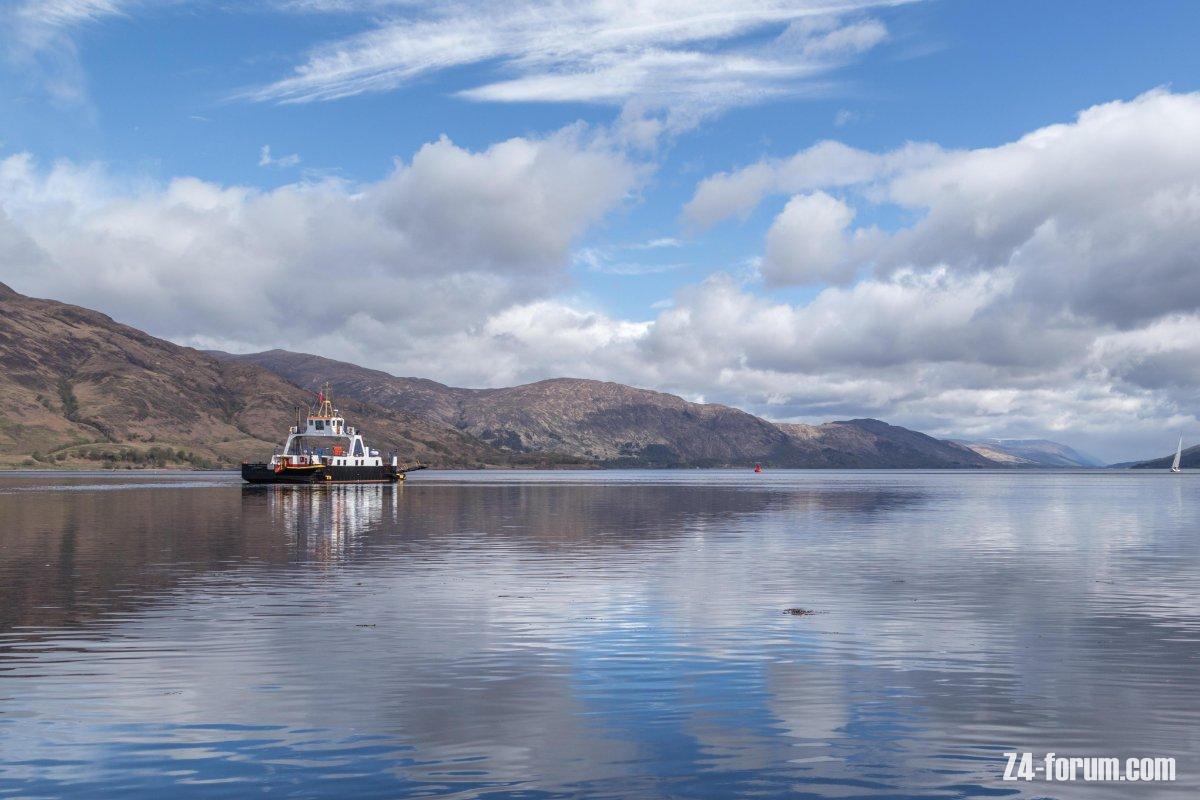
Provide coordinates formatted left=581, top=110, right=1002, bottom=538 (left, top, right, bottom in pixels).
left=689, top=89, right=1200, bottom=331
left=0, top=125, right=641, bottom=363
left=762, top=191, right=858, bottom=285
left=6, top=88, right=1200, bottom=461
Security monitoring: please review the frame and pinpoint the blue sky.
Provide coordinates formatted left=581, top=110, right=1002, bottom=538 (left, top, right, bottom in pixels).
left=3, top=0, right=1200, bottom=460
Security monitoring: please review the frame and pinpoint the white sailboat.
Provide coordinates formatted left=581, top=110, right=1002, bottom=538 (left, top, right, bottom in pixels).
left=1171, top=436, right=1183, bottom=473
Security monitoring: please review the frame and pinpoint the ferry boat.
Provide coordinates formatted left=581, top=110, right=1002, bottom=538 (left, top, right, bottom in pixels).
left=241, top=385, right=420, bottom=484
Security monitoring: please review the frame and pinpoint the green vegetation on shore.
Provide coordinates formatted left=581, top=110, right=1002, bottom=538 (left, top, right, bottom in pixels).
left=20, top=444, right=221, bottom=470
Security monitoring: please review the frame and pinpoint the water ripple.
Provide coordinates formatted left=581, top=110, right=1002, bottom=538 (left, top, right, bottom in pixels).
left=0, top=471, right=1198, bottom=798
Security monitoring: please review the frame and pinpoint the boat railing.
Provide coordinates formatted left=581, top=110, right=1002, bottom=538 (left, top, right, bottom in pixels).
left=275, top=454, right=316, bottom=466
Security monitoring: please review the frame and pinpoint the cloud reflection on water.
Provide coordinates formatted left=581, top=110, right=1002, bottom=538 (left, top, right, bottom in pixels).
left=0, top=471, right=1197, bottom=798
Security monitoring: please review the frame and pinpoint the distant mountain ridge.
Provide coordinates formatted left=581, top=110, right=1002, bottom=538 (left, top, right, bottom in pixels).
left=775, top=419, right=994, bottom=469
left=958, top=438, right=1103, bottom=468
left=221, top=349, right=1000, bottom=469
left=0, top=282, right=1082, bottom=470
left=218, top=350, right=792, bottom=466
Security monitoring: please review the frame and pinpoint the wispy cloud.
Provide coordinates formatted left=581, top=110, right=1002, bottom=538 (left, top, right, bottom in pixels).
left=242, top=0, right=913, bottom=126
left=258, top=144, right=301, bottom=168
left=833, top=108, right=859, bottom=126
left=12, top=0, right=128, bottom=30
left=574, top=244, right=685, bottom=275
left=3, top=0, right=141, bottom=105
left=629, top=237, right=682, bottom=250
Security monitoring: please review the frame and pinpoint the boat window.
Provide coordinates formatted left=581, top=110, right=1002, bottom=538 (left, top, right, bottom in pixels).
left=287, top=435, right=351, bottom=455
left=315, top=420, right=324, bottom=430
left=353, top=440, right=365, bottom=457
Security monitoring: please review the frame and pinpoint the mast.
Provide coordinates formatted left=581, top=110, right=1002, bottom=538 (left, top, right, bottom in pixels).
left=315, top=381, right=335, bottom=418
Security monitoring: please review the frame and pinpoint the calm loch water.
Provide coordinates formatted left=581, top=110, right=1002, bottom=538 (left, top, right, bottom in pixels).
left=0, top=470, right=1197, bottom=798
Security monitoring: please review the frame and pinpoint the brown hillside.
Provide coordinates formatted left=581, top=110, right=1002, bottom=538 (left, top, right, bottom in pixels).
left=227, top=349, right=1003, bottom=468
left=0, top=285, right=509, bottom=469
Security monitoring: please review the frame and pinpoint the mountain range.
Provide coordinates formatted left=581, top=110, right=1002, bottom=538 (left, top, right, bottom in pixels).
left=217, top=349, right=997, bottom=469
left=0, top=283, right=1090, bottom=470
left=956, top=438, right=1104, bottom=468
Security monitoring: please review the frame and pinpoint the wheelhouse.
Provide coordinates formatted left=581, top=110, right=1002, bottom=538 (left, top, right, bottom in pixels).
left=272, top=385, right=389, bottom=469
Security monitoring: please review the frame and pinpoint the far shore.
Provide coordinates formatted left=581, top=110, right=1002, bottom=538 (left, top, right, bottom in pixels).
left=0, top=464, right=1153, bottom=473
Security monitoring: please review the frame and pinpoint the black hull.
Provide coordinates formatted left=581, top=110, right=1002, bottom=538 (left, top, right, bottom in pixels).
left=241, top=463, right=402, bottom=484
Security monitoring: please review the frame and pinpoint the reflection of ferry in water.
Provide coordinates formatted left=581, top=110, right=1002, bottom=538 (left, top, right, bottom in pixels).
left=241, top=385, right=423, bottom=484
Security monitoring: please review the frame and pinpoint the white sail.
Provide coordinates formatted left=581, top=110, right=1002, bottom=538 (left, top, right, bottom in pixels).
left=1172, top=436, right=1183, bottom=473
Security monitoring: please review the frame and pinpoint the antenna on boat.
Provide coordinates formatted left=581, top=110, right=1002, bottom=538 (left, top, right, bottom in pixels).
left=315, top=381, right=335, bottom=418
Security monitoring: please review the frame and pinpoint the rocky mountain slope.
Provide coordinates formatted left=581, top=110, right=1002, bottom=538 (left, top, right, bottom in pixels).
left=0, top=284, right=517, bottom=469
left=224, top=349, right=1000, bottom=468
left=958, top=438, right=1103, bottom=467
left=776, top=419, right=997, bottom=468
left=219, top=351, right=810, bottom=466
